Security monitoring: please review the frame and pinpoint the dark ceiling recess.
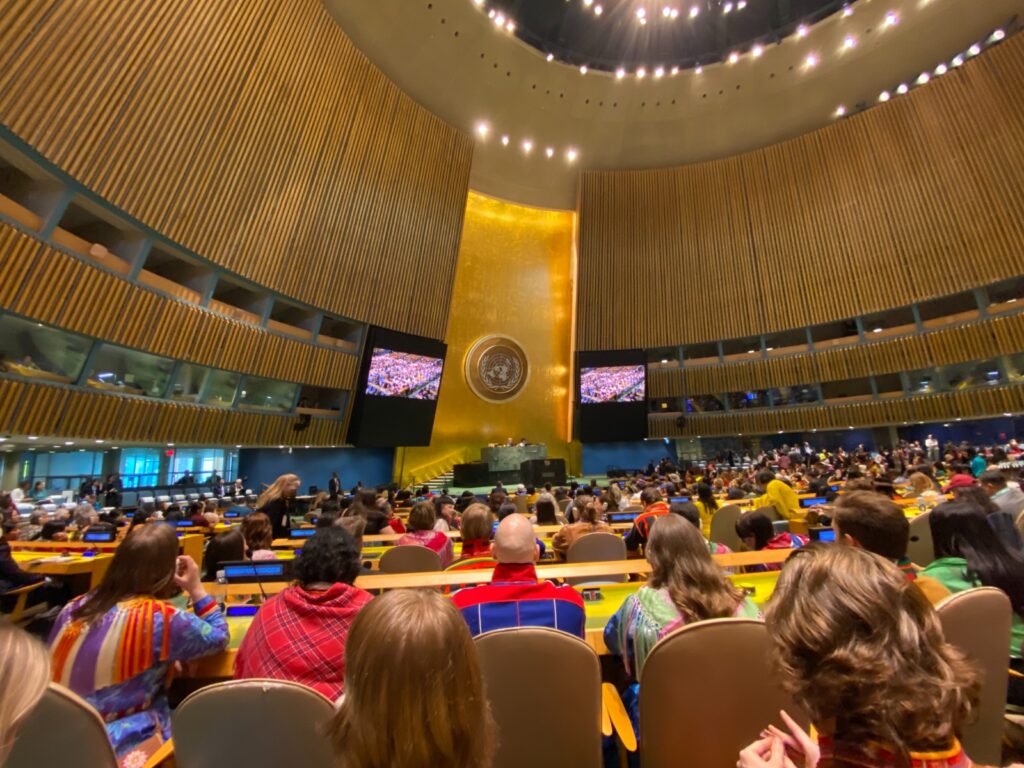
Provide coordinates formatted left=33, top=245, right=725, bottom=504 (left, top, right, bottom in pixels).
left=488, top=0, right=848, bottom=71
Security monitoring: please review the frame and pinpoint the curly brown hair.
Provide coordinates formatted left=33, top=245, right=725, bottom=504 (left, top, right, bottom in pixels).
left=765, top=543, right=978, bottom=759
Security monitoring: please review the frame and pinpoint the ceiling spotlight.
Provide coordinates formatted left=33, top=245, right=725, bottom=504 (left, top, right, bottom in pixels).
left=500, top=134, right=509, bottom=146
left=583, top=0, right=593, bottom=6
left=896, top=83, right=908, bottom=94
left=472, top=0, right=483, bottom=5
left=879, top=90, right=891, bottom=102
left=883, top=10, right=899, bottom=27
left=841, top=5, right=853, bottom=17
left=991, top=29, right=1006, bottom=42
left=796, top=24, right=808, bottom=38
left=594, top=5, right=603, bottom=15
left=615, top=67, right=626, bottom=79
left=545, top=146, right=554, bottom=158
left=751, top=44, right=763, bottom=57
left=27, top=436, right=37, bottom=440
left=873, top=327, right=883, bottom=333
left=834, top=105, right=846, bottom=117
left=654, top=66, right=665, bottom=78
left=723, top=2, right=733, bottom=13
left=916, top=72, right=930, bottom=85
left=566, top=148, right=578, bottom=162
left=803, top=52, right=818, bottom=69
left=636, top=67, right=647, bottom=78
left=636, top=7, right=645, bottom=19
left=639, top=17, right=646, bottom=24
left=689, top=5, right=699, bottom=18
left=737, top=0, right=746, bottom=9
left=728, top=51, right=739, bottom=64
left=670, top=65, right=680, bottom=76
left=493, top=12, right=505, bottom=26
left=546, top=53, right=554, bottom=62
left=505, top=20, right=515, bottom=32
left=661, top=359, right=669, bottom=364
left=579, top=64, right=588, bottom=74
left=475, top=121, right=489, bottom=138
left=670, top=8, right=679, bottom=18
left=934, top=63, right=948, bottom=76
left=522, top=139, right=533, bottom=154
left=95, top=439, right=104, bottom=444
left=64, top=440, right=74, bottom=446
left=662, top=6, right=671, bottom=17
left=694, top=64, right=703, bottom=74
left=952, top=54, right=965, bottom=67
left=842, top=35, right=857, bottom=50
left=968, top=44, right=981, bottom=57
left=488, top=9, right=495, bottom=18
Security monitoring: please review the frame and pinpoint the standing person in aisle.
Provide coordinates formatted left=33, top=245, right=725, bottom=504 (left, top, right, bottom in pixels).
left=256, top=474, right=301, bottom=539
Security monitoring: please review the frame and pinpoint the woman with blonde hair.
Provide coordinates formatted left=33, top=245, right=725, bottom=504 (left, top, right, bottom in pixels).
left=0, top=622, right=50, bottom=763
left=327, top=589, right=496, bottom=768
left=739, top=544, right=978, bottom=768
left=256, top=473, right=301, bottom=539
left=452, top=503, right=494, bottom=562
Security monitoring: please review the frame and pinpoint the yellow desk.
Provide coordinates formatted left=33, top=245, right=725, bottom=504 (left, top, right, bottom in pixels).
left=12, top=552, right=113, bottom=590
left=11, top=534, right=205, bottom=573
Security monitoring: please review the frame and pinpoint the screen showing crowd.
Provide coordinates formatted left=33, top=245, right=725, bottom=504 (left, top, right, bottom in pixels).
left=580, top=365, right=646, bottom=404
left=365, top=348, right=443, bottom=400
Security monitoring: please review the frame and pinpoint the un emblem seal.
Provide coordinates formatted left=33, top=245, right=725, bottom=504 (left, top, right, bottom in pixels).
left=465, top=336, right=529, bottom=403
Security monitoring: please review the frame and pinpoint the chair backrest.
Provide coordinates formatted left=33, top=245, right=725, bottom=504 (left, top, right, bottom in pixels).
left=639, top=618, right=803, bottom=768
left=378, top=544, right=442, bottom=573
left=565, top=532, right=627, bottom=585
left=514, top=495, right=530, bottom=515
left=173, top=679, right=335, bottom=768
left=558, top=497, right=572, bottom=513
left=709, top=504, right=744, bottom=552
left=907, top=512, right=934, bottom=567
left=936, top=587, right=1012, bottom=766
left=7, top=683, right=117, bottom=768
left=771, top=519, right=790, bottom=534
left=476, top=627, right=602, bottom=768
left=623, top=505, right=643, bottom=515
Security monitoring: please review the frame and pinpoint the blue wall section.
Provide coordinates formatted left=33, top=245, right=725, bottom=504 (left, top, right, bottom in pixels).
left=238, top=447, right=395, bottom=493
left=582, top=440, right=678, bottom=476
left=897, top=416, right=1022, bottom=448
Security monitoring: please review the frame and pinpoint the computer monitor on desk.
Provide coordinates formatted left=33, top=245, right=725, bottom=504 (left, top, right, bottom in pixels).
left=220, top=560, right=293, bottom=583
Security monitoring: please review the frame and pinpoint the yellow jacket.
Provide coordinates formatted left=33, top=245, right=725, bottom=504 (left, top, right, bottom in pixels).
left=752, top=480, right=800, bottom=521
left=693, top=500, right=717, bottom=538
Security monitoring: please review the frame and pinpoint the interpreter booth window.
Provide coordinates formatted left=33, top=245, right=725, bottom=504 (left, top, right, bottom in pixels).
left=0, top=314, right=91, bottom=383
left=169, top=448, right=229, bottom=484
left=1007, top=352, right=1024, bottom=384
left=238, top=376, right=297, bottom=413
left=120, top=449, right=162, bottom=488
left=907, top=368, right=940, bottom=395
left=685, top=394, right=724, bottom=413
left=938, top=359, right=1003, bottom=390
left=201, top=369, right=240, bottom=408
left=821, top=377, right=874, bottom=403
left=87, top=344, right=174, bottom=397
left=769, top=385, right=820, bottom=407
left=726, top=390, right=770, bottom=410
left=170, top=363, right=209, bottom=402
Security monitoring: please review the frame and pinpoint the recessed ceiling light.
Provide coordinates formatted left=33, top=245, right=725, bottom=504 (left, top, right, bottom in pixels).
left=991, top=29, right=1006, bottom=42
left=934, top=63, right=948, bottom=76
left=834, top=105, right=846, bottom=117
left=804, top=53, right=818, bottom=69
left=522, top=139, right=533, bottom=154
left=615, top=67, right=626, bottom=79
left=842, top=35, right=857, bottom=50
left=952, top=54, right=965, bottom=67
left=500, top=134, right=509, bottom=146
left=879, top=90, right=891, bottom=102
left=896, top=83, right=908, bottom=94
left=747, top=349, right=755, bottom=354
left=689, top=5, right=699, bottom=18
left=95, top=439, right=104, bottom=444
left=723, top=2, right=733, bottom=13
left=917, top=72, right=930, bottom=85
left=566, top=148, right=578, bottom=162
left=661, top=359, right=669, bottom=364
left=766, top=347, right=774, bottom=352
left=654, top=66, right=665, bottom=78
left=728, top=51, right=739, bottom=64
left=841, top=5, right=853, bottom=17
left=636, top=7, right=645, bottom=18
left=28, top=436, right=37, bottom=441
left=968, top=44, right=981, bottom=57
left=235, top=444, right=242, bottom=449
left=64, top=441, right=74, bottom=446
left=167, top=442, right=174, bottom=447
left=505, top=20, right=515, bottom=32
left=472, top=0, right=483, bottom=6
left=579, top=65, right=588, bottom=74
left=752, top=44, right=763, bottom=57
left=636, top=67, right=647, bottom=78
left=488, top=9, right=495, bottom=18
left=796, top=24, right=809, bottom=38
left=737, top=0, right=746, bottom=9
left=662, top=6, right=671, bottom=17
left=883, top=11, right=898, bottom=27
left=493, top=12, right=505, bottom=26
left=593, top=5, right=603, bottom=15
left=583, top=0, right=593, bottom=6
left=670, top=65, right=679, bottom=75
left=545, top=146, right=554, bottom=158
left=694, top=64, right=703, bottom=74
left=475, top=121, right=489, bottom=138
left=546, top=53, right=554, bottom=62
left=873, top=327, right=883, bottom=333
left=670, top=8, right=679, bottom=19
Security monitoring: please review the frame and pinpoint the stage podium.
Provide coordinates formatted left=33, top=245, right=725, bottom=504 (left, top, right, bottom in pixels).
left=453, top=444, right=553, bottom=487
left=480, top=444, right=547, bottom=472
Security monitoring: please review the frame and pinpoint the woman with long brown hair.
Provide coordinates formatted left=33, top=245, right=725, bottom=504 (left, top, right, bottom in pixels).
left=551, top=494, right=613, bottom=560
left=396, top=501, right=454, bottom=568
left=48, top=524, right=229, bottom=766
left=256, top=473, right=301, bottom=539
left=327, top=589, right=496, bottom=768
left=739, top=544, right=978, bottom=768
left=241, top=512, right=276, bottom=560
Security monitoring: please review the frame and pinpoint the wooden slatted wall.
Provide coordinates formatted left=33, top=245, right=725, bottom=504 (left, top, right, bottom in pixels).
left=649, top=312, right=1024, bottom=397
left=578, top=33, right=1024, bottom=350
left=0, top=0, right=472, bottom=340
left=648, top=385, right=1024, bottom=438
left=0, top=223, right=358, bottom=389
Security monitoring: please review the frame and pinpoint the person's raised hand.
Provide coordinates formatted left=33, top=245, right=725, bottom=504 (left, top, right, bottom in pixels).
left=173, top=555, right=203, bottom=597
left=761, top=711, right=819, bottom=768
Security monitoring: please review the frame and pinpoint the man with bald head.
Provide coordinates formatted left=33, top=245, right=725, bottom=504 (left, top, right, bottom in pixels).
left=452, top=513, right=586, bottom=639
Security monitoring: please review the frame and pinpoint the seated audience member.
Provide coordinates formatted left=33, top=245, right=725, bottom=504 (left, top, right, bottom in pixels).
left=203, top=528, right=246, bottom=581
left=19, top=510, right=46, bottom=541
left=487, top=490, right=507, bottom=517
left=450, top=503, right=494, bottom=564
left=606, top=514, right=758, bottom=722
left=432, top=495, right=457, bottom=532
left=831, top=491, right=950, bottom=603
left=739, top=544, right=977, bottom=768
left=0, top=520, right=46, bottom=609
left=624, top=487, right=670, bottom=553
left=922, top=500, right=1024, bottom=706
left=943, top=472, right=977, bottom=494
left=335, top=514, right=367, bottom=547
left=735, top=512, right=807, bottom=571
left=693, top=482, right=719, bottom=538
left=531, top=493, right=566, bottom=526
left=396, top=501, right=454, bottom=568
left=255, top=473, right=301, bottom=540
left=240, top=512, right=276, bottom=561
left=127, top=507, right=154, bottom=535
left=671, top=502, right=733, bottom=556
left=751, top=470, right=801, bottom=521
left=327, top=589, right=496, bottom=768
left=551, top=495, right=612, bottom=560
left=69, top=504, right=99, bottom=537
left=235, top=527, right=372, bottom=699
left=346, top=490, right=398, bottom=535
left=48, top=524, right=229, bottom=765
left=954, top=483, right=1023, bottom=550
left=187, top=500, right=209, bottom=528
left=0, top=622, right=51, bottom=764
left=981, top=469, right=1024, bottom=523
left=39, top=520, right=68, bottom=541
left=28, top=480, right=48, bottom=501
left=452, top=514, right=585, bottom=638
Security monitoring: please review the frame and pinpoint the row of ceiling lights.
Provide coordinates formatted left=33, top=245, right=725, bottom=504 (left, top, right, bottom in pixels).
left=473, top=121, right=579, bottom=161
left=576, top=0, right=752, bottom=22
left=834, top=28, right=1007, bottom=118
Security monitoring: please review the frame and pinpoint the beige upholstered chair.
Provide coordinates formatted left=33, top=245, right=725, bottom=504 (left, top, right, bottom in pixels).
left=172, top=679, right=335, bottom=768
left=476, top=627, right=603, bottom=768
left=514, top=494, right=530, bottom=515
left=639, top=618, right=804, bottom=768
left=907, top=512, right=935, bottom=567
left=378, top=544, right=442, bottom=573
left=566, top=532, right=628, bottom=585
left=709, top=504, right=744, bottom=552
left=622, top=505, right=644, bottom=516
left=936, top=587, right=1012, bottom=766
left=7, top=683, right=118, bottom=768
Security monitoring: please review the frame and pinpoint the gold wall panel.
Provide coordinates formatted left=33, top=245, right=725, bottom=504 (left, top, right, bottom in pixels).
left=0, top=0, right=472, bottom=340
left=0, top=222, right=358, bottom=389
left=0, top=378, right=349, bottom=446
left=397, top=192, right=577, bottom=485
left=578, top=34, right=1024, bottom=350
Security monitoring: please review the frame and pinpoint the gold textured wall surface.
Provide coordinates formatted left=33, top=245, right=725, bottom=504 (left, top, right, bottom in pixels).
left=577, top=34, right=1024, bottom=350
left=0, top=0, right=472, bottom=340
left=397, top=192, right=577, bottom=485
